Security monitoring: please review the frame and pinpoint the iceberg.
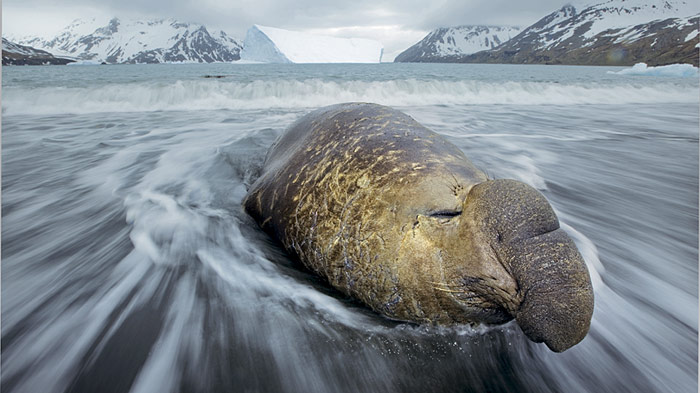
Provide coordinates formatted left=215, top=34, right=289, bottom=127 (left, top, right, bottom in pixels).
left=609, top=62, right=699, bottom=77
left=240, top=24, right=383, bottom=63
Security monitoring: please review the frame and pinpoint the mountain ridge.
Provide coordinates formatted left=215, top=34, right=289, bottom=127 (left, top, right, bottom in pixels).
left=395, top=0, right=700, bottom=66
left=9, top=17, right=242, bottom=64
left=2, top=38, right=75, bottom=65
left=394, top=25, right=521, bottom=63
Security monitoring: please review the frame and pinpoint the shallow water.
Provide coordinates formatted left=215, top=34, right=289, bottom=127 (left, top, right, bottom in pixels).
left=2, top=63, right=698, bottom=393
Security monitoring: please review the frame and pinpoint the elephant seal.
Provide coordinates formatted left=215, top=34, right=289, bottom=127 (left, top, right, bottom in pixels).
left=243, top=103, right=594, bottom=352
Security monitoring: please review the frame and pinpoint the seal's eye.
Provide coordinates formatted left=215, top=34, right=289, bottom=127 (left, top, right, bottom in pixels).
left=429, top=210, right=462, bottom=219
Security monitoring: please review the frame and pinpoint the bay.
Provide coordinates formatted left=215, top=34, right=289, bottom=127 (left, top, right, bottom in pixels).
left=2, top=63, right=698, bottom=393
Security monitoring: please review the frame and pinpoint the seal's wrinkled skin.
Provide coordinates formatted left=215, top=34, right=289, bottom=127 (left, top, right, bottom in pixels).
left=243, top=103, right=594, bottom=352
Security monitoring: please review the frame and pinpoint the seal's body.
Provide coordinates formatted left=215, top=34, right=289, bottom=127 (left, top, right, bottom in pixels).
left=243, top=103, right=593, bottom=352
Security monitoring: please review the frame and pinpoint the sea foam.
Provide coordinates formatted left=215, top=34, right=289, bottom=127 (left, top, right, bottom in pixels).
left=3, top=78, right=698, bottom=115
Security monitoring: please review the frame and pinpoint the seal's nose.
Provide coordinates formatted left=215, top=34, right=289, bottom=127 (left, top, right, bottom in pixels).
left=510, top=229, right=594, bottom=352
left=464, top=179, right=594, bottom=352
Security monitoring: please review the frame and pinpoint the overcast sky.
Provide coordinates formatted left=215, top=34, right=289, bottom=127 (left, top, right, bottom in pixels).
left=3, top=0, right=572, bottom=60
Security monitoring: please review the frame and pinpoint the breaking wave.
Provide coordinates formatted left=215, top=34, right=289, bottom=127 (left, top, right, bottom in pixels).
left=3, top=78, right=698, bottom=115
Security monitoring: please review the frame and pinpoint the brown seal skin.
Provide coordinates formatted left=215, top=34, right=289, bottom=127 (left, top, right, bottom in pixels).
left=243, top=103, right=594, bottom=352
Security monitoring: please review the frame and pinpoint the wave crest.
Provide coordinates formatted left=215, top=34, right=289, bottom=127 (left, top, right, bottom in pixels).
left=3, top=78, right=697, bottom=115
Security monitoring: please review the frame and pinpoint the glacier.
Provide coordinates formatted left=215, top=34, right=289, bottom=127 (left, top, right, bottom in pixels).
left=240, top=25, right=383, bottom=63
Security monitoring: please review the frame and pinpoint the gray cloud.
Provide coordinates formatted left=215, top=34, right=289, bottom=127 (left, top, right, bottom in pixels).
left=418, top=0, right=566, bottom=28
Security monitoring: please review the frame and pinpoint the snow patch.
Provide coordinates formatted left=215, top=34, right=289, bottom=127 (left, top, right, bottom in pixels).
left=609, top=62, right=699, bottom=77
left=533, top=5, right=578, bottom=34
left=2, top=38, right=40, bottom=56
left=240, top=25, right=383, bottom=63
left=613, top=24, right=649, bottom=43
left=582, top=0, right=699, bottom=39
left=429, top=26, right=521, bottom=56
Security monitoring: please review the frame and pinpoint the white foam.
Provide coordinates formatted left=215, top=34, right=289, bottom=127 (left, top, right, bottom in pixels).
left=129, top=276, right=198, bottom=393
left=112, top=136, right=382, bottom=335
left=560, top=222, right=606, bottom=290
left=3, top=78, right=698, bottom=116
left=609, top=62, right=699, bottom=77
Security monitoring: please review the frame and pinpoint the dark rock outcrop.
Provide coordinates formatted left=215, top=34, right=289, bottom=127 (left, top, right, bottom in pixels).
left=2, top=38, right=75, bottom=65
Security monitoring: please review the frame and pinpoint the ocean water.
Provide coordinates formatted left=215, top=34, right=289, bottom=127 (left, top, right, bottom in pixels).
left=2, top=63, right=698, bottom=393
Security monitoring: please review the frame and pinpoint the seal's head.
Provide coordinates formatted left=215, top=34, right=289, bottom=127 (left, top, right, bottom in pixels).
left=396, top=177, right=593, bottom=352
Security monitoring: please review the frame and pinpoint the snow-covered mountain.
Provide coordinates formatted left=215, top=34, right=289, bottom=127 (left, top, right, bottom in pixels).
left=394, top=26, right=521, bottom=62
left=240, top=24, right=383, bottom=63
left=11, top=17, right=242, bottom=64
left=498, top=0, right=697, bottom=52
left=2, top=38, right=75, bottom=65
left=466, top=0, right=698, bottom=65
left=396, top=0, right=699, bottom=66
left=551, top=0, right=697, bottom=40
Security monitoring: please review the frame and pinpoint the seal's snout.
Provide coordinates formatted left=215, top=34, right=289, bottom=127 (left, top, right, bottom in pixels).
left=510, top=229, right=594, bottom=352
left=466, top=179, right=594, bottom=352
